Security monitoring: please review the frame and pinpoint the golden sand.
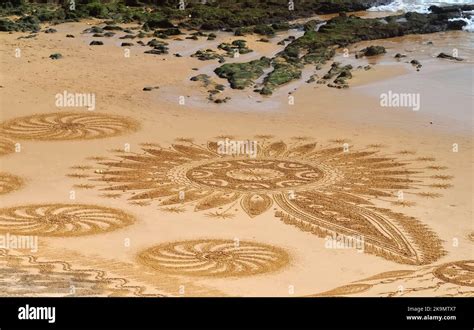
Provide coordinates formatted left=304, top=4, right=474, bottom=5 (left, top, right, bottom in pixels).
left=0, top=22, right=472, bottom=297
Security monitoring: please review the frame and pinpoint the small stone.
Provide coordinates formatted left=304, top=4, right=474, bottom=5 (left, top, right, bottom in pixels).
left=437, top=52, right=463, bottom=61
left=49, top=53, right=62, bottom=60
left=394, top=53, right=407, bottom=59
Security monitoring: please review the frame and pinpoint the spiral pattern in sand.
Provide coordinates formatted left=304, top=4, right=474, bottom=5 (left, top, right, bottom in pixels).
left=137, top=239, right=290, bottom=277
left=0, top=203, right=135, bottom=236
left=0, top=112, right=139, bottom=141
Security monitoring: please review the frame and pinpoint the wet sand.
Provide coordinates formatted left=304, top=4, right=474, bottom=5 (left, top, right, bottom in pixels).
left=0, top=21, right=472, bottom=296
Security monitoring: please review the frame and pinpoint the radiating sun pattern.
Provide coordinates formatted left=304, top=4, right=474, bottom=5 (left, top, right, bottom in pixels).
left=71, top=137, right=454, bottom=265
left=137, top=239, right=290, bottom=277
left=0, top=112, right=139, bottom=141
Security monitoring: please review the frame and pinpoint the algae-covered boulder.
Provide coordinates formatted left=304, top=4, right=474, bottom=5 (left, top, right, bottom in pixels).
left=261, top=62, right=302, bottom=95
left=214, top=57, right=271, bottom=89
left=355, top=45, right=386, bottom=58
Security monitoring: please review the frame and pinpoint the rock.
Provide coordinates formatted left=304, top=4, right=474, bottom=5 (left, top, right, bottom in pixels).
left=144, top=48, right=168, bottom=55
left=260, top=86, right=273, bottom=95
left=119, top=34, right=135, bottom=39
left=92, top=33, right=104, bottom=37
left=0, top=19, right=17, bottom=32
left=158, top=28, right=182, bottom=36
left=147, top=39, right=168, bottom=47
left=394, top=53, right=407, bottom=59
left=144, top=18, right=174, bottom=30
left=121, top=42, right=134, bottom=47
left=215, top=84, right=225, bottom=91
left=218, top=40, right=253, bottom=57
left=258, top=38, right=270, bottom=42
left=137, top=40, right=145, bottom=46
left=447, top=20, right=467, bottom=30
left=355, top=45, right=386, bottom=58
left=143, top=86, right=159, bottom=91
left=213, top=97, right=231, bottom=104
left=104, top=32, right=116, bottom=37
left=84, top=26, right=104, bottom=34
left=0, top=16, right=39, bottom=32
left=191, top=49, right=223, bottom=61
left=89, top=41, right=104, bottom=46
left=428, top=5, right=474, bottom=14
left=190, top=74, right=211, bottom=86
left=44, top=28, right=57, bottom=34
left=410, top=59, right=422, bottom=69
left=437, top=52, right=463, bottom=61
left=174, top=53, right=182, bottom=57
left=306, top=74, right=318, bottom=83
left=49, top=53, right=62, bottom=60
left=215, top=57, right=272, bottom=90
left=103, top=25, right=123, bottom=31
left=66, top=34, right=75, bottom=38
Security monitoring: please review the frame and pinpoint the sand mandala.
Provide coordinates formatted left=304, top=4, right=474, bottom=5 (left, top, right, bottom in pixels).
left=72, top=137, right=453, bottom=265
left=310, top=260, right=474, bottom=297
left=137, top=239, right=290, bottom=277
left=0, top=204, right=135, bottom=237
left=0, top=112, right=139, bottom=141
left=0, top=172, right=23, bottom=195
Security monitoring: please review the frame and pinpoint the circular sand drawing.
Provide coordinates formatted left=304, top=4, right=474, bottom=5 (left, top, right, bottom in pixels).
left=0, top=173, right=23, bottom=195
left=137, top=239, right=290, bottom=277
left=0, top=204, right=135, bottom=237
left=0, top=112, right=139, bottom=141
left=73, top=137, right=453, bottom=265
left=187, top=159, right=325, bottom=192
left=433, top=260, right=474, bottom=287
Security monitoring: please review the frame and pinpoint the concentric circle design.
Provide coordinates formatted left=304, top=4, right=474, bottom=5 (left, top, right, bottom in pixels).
left=0, top=173, right=23, bottom=195
left=137, top=239, right=290, bottom=277
left=433, top=260, right=474, bottom=287
left=0, top=204, right=135, bottom=236
left=0, top=112, right=139, bottom=140
left=186, top=159, right=324, bottom=192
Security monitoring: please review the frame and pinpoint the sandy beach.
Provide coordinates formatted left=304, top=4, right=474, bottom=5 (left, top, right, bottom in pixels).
left=0, top=11, right=472, bottom=297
